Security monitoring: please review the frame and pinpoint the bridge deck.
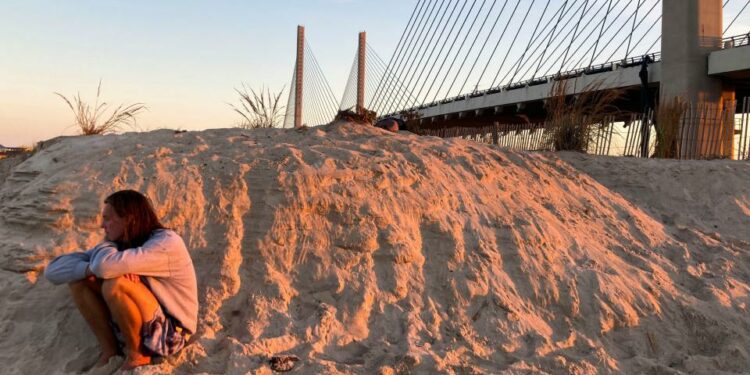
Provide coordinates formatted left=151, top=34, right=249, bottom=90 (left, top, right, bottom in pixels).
left=709, top=44, right=750, bottom=79
left=414, top=62, right=662, bottom=121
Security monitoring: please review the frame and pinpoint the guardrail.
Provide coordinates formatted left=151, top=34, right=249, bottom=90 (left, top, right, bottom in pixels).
left=384, top=53, right=662, bottom=118
left=723, top=33, right=750, bottom=49
left=0, top=146, right=25, bottom=155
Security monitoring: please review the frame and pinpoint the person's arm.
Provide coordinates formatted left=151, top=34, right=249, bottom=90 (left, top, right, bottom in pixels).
left=44, top=244, right=105, bottom=285
left=90, top=234, right=174, bottom=279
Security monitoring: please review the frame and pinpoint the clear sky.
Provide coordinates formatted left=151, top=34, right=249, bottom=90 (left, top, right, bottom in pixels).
left=1, top=1, right=747, bottom=147
left=0, top=0, right=416, bottom=146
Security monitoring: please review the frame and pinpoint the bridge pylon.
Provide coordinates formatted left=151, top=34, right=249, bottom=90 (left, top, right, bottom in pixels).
left=294, top=25, right=305, bottom=128
left=662, top=0, right=735, bottom=158
left=357, top=32, right=366, bottom=115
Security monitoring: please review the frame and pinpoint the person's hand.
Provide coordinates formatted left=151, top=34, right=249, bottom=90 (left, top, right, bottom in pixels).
left=123, top=274, right=141, bottom=283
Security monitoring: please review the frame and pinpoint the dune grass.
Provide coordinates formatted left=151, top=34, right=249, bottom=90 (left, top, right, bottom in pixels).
left=334, top=109, right=377, bottom=125
left=230, top=84, right=285, bottom=129
left=653, top=97, right=687, bottom=159
left=55, top=81, right=146, bottom=135
left=544, top=80, right=621, bottom=152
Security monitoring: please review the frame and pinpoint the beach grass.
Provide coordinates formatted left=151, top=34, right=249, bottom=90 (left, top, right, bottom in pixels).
left=653, top=97, right=687, bottom=159
left=544, top=80, right=621, bottom=152
left=230, top=84, right=285, bottom=129
left=55, top=80, right=146, bottom=135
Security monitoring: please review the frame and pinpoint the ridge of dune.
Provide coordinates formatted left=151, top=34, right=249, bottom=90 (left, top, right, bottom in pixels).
left=0, top=123, right=748, bottom=374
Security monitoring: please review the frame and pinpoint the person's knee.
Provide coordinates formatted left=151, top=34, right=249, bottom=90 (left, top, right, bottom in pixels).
left=68, top=279, right=89, bottom=294
left=68, top=275, right=98, bottom=295
left=101, top=276, right=130, bottom=302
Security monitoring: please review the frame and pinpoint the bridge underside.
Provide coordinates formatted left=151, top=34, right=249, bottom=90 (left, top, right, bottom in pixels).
left=413, top=87, right=658, bottom=130
left=710, top=45, right=750, bottom=96
left=410, top=47, right=750, bottom=131
left=413, top=63, right=662, bottom=130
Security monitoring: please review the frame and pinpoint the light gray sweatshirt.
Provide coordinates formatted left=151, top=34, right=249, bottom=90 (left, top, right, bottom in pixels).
left=44, top=229, right=198, bottom=334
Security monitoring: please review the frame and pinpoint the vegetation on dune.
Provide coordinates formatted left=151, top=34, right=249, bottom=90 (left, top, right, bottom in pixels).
left=399, top=109, right=422, bottom=133
left=653, top=97, right=687, bottom=159
left=230, top=84, right=285, bottom=129
left=544, top=80, right=621, bottom=152
left=334, top=109, right=376, bottom=125
left=55, top=80, right=146, bottom=136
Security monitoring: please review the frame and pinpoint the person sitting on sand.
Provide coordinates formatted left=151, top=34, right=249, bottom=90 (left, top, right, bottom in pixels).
left=44, top=190, right=198, bottom=371
left=375, top=117, right=404, bottom=133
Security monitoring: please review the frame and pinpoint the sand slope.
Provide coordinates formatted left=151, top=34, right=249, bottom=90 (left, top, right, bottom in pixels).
left=0, top=123, right=748, bottom=374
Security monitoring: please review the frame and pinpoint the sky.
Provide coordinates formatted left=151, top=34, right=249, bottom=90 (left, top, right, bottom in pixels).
left=0, top=0, right=416, bottom=146
left=1, top=0, right=748, bottom=147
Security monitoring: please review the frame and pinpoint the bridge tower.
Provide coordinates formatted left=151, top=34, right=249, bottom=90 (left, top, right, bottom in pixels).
left=357, top=32, right=367, bottom=115
left=294, top=25, right=305, bottom=128
left=662, top=0, right=735, bottom=157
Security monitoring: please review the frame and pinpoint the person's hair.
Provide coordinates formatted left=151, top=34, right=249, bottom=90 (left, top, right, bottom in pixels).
left=375, top=117, right=406, bottom=130
left=104, top=190, right=165, bottom=250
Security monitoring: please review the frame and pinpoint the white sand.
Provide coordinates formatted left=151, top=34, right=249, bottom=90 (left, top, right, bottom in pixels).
left=0, top=122, right=748, bottom=374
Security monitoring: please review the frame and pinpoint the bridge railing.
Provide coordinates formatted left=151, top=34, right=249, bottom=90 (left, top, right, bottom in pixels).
left=0, top=147, right=26, bottom=158
left=722, top=33, right=750, bottom=49
left=419, top=97, right=750, bottom=161
left=397, top=53, right=662, bottom=117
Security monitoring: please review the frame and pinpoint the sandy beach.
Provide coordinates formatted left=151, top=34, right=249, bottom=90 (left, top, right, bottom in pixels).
left=0, top=122, right=748, bottom=374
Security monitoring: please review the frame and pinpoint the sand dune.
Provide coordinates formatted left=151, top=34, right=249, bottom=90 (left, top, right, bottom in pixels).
left=0, top=122, right=748, bottom=374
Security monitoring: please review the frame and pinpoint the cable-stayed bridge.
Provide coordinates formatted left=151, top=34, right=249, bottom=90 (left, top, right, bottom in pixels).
left=284, top=0, right=750, bottom=158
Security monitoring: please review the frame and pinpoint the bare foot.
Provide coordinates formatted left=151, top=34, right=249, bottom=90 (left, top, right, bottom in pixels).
left=86, top=356, right=123, bottom=375
left=93, top=351, right=118, bottom=368
left=120, top=354, right=151, bottom=371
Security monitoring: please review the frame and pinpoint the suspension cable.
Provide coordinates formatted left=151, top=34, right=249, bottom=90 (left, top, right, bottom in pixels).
left=531, top=0, right=569, bottom=80
left=643, top=0, right=731, bottom=55
left=377, top=0, right=443, bottom=115
left=303, top=60, right=326, bottom=125
left=556, top=0, right=619, bottom=72
left=441, top=0, right=502, bottom=100
left=409, top=0, right=468, bottom=107
left=725, top=0, right=750, bottom=34
left=541, top=0, right=611, bottom=75
left=590, top=0, right=614, bottom=67
left=625, top=14, right=662, bottom=58
left=429, top=0, right=491, bottom=104
left=305, top=44, right=339, bottom=122
left=306, top=43, right=339, bottom=112
left=488, top=0, right=536, bottom=88
left=420, top=0, right=481, bottom=106
left=458, top=0, right=516, bottom=94
left=603, top=0, right=660, bottom=63
left=584, top=0, right=649, bottom=66
left=559, top=0, right=590, bottom=72
left=390, top=0, right=454, bottom=113
left=340, top=53, right=358, bottom=109
left=625, top=0, right=644, bottom=59
left=370, top=0, right=425, bottom=111
left=569, top=0, right=637, bottom=69
left=367, top=44, right=418, bottom=107
left=371, top=0, right=430, bottom=113
left=513, top=0, right=582, bottom=82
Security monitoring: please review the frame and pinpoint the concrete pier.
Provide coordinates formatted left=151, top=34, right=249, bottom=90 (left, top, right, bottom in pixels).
left=662, top=0, right=734, bottom=157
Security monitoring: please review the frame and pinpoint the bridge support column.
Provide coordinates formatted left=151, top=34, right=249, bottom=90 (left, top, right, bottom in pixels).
left=295, top=25, right=305, bottom=128
left=662, top=0, right=735, bottom=158
left=357, top=32, right=366, bottom=115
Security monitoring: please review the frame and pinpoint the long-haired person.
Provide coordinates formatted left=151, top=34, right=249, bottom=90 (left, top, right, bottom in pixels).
left=45, top=190, right=198, bottom=371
